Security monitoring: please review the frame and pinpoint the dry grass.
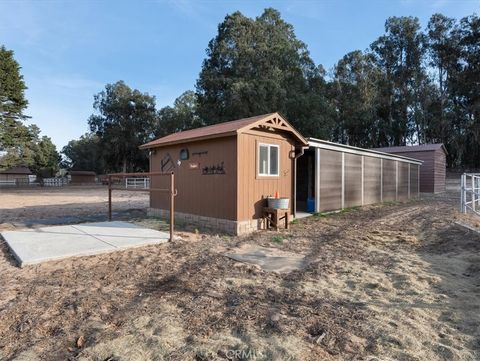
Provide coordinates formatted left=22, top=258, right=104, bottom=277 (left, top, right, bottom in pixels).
left=0, top=189, right=479, bottom=360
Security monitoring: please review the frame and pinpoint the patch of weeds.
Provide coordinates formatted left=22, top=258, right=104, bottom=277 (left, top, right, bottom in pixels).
left=313, top=212, right=328, bottom=218
left=272, top=235, right=286, bottom=244
left=339, top=206, right=360, bottom=214
left=290, top=219, right=299, bottom=225
left=382, top=201, right=399, bottom=206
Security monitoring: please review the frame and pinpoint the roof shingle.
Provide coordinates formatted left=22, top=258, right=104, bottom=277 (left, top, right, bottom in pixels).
left=140, top=113, right=276, bottom=149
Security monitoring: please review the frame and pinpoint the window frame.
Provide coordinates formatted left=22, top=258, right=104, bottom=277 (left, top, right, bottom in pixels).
left=257, top=143, right=280, bottom=177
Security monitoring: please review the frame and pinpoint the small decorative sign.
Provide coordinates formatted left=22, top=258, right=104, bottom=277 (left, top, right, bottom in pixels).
left=192, top=151, right=208, bottom=157
left=180, top=148, right=189, bottom=160
left=160, top=153, right=175, bottom=172
left=189, top=162, right=199, bottom=169
left=202, top=161, right=226, bottom=175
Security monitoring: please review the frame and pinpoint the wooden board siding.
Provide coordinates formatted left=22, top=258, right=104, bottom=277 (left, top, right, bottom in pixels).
left=70, top=175, right=96, bottom=183
left=150, top=136, right=237, bottom=220
left=382, top=159, right=397, bottom=201
left=236, top=132, right=295, bottom=221
left=319, top=149, right=343, bottom=211
left=410, top=164, right=419, bottom=197
left=0, top=174, right=29, bottom=181
left=344, top=153, right=362, bottom=208
left=397, top=162, right=409, bottom=201
left=363, top=156, right=382, bottom=205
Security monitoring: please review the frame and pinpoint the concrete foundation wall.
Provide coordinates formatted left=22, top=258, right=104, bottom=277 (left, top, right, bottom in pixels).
left=147, top=208, right=264, bottom=235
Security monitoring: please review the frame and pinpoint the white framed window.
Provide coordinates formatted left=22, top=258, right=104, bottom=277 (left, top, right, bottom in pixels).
left=258, top=143, right=279, bottom=176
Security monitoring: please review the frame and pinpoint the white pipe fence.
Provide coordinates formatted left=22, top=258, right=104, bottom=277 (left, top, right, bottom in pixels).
left=43, top=178, right=69, bottom=187
left=125, top=177, right=150, bottom=189
left=460, top=173, right=480, bottom=215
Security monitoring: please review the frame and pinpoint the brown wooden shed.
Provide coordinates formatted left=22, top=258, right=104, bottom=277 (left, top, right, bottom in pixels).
left=0, top=166, right=32, bottom=186
left=372, top=144, right=447, bottom=193
left=140, top=113, right=308, bottom=234
left=68, top=171, right=97, bottom=184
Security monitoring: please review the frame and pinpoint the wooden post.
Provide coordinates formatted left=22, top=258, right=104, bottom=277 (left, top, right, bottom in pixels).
left=169, top=172, right=174, bottom=242
left=341, top=152, right=345, bottom=209
left=108, top=174, right=112, bottom=221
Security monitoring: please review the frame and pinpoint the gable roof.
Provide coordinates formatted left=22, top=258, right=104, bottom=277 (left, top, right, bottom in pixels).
left=0, top=166, right=32, bottom=175
left=140, top=112, right=308, bottom=149
left=372, top=143, right=448, bottom=155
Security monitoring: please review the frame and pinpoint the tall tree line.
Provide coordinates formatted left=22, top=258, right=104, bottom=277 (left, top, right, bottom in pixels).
left=330, top=14, right=480, bottom=168
left=0, top=46, right=60, bottom=176
left=64, top=9, right=479, bottom=171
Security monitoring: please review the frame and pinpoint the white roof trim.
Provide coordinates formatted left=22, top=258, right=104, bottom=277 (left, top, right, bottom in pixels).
left=307, top=138, right=423, bottom=165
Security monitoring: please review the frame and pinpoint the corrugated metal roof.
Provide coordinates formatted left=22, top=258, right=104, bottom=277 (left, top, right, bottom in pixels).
left=308, top=138, right=423, bottom=164
left=140, top=112, right=308, bottom=148
left=0, top=166, right=32, bottom=174
left=372, top=144, right=447, bottom=154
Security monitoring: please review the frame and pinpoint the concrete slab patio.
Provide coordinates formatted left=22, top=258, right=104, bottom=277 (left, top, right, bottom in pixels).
left=1, top=221, right=169, bottom=267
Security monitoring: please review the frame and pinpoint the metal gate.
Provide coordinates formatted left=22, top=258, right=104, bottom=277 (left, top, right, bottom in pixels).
left=107, top=171, right=177, bottom=241
left=460, top=173, right=480, bottom=215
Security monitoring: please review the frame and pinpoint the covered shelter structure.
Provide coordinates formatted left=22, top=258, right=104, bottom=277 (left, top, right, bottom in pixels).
left=372, top=144, right=447, bottom=193
left=296, top=139, right=423, bottom=213
left=140, top=113, right=308, bottom=234
left=0, top=166, right=32, bottom=186
left=68, top=171, right=97, bottom=184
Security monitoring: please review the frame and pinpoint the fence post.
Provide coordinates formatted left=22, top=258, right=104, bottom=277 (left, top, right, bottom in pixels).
left=169, top=172, right=175, bottom=242
left=473, top=176, right=480, bottom=210
left=341, top=152, right=345, bottom=209
left=472, top=175, right=476, bottom=213
left=108, top=175, right=112, bottom=221
left=361, top=155, right=364, bottom=206
left=460, top=173, right=465, bottom=213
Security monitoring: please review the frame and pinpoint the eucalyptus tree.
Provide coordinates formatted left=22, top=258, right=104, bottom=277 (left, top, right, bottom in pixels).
left=331, top=50, right=384, bottom=147
left=88, top=81, right=157, bottom=172
left=371, top=16, right=428, bottom=146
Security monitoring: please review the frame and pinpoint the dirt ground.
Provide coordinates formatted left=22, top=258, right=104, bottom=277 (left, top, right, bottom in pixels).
left=0, top=188, right=480, bottom=360
left=0, top=186, right=149, bottom=230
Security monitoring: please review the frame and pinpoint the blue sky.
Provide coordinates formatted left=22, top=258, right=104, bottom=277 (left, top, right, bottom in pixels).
left=1, top=0, right=478, bottom=150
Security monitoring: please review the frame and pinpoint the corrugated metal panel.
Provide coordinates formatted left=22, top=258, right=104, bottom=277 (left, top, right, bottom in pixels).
left=308, top=138, right=422, bottom=164
left=382, top=159, right=397, bottom=201
left=150, top=136, right=237, bottom=220
left=398, top=162, right=409, bottom=200
left=319, top=149, right=343, bottom=211
left=410, top=164, right=419, bottom=196
left=344, top=153, right=362, bottom=208
left=236, top=132, right=295, bottom=221
left=364, top=156, right=382, bottom=205
left=374, top=148, right=446, bottom=193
